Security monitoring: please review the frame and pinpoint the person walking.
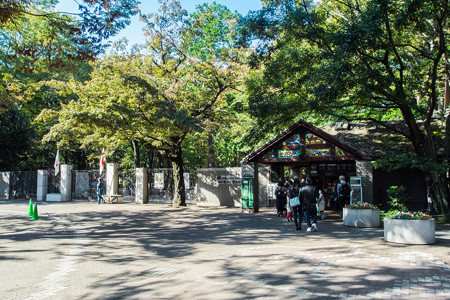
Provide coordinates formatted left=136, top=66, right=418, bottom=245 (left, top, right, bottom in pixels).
left=336, top=175, right=351, bottom=214
left=288, top=178, right=303, bottom=231
left=275, top=182, right=286, bottom=217
left=300, top=177, right=307, bottom=188
left=96, top=178, right=105, bottom=204
left=332, top=180, right=339, bottom=212
left=317, top=189, right=326, bottom=219
left=301, top=177, right=319, bottom=232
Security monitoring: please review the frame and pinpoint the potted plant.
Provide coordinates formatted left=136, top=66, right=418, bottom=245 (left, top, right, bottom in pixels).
left=384, top=211, right=435, bottom=244
left=382, top=186, right=435, bottom=244
left=343, top=202, right=380, bottom=227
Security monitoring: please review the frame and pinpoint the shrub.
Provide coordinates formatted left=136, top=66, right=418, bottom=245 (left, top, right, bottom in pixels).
left=345, top=203, right=376, bottom=209
left=389, top=211, right=432, bottom=220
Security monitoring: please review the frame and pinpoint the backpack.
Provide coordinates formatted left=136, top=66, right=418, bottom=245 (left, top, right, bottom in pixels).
left=340, top=183, right=351, bottom=198
left=275, top=189, right=284, bottom=199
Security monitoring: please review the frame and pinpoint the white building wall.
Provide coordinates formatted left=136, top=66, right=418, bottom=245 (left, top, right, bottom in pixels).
left=197, top=167, right=270, bottom=207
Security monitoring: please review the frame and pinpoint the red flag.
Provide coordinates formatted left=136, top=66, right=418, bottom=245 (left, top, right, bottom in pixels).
left=100, top=151, right=106, bottom=174
left=54, top=149, right=60, bottom=175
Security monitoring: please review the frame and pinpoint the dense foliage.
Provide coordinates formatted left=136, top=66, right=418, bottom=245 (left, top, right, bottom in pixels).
left=40, top=1, right=249, bottom=205
left=0, top=0, right=139, bottom=170
left=244, top=0, right=450, bottom=215
left=2, top=0, right=450, bottom=213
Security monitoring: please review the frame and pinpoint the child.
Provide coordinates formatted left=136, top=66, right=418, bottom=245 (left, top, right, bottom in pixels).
left=317, top=189, right=326, bottom=219
left=286, top=201, right=294, bottom=222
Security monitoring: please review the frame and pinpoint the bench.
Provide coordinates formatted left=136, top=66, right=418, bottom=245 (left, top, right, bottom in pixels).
left=103, top=195, right=124, bottom=204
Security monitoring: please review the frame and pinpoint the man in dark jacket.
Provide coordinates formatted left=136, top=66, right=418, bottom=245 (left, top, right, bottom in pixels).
left=336, top=175, right=351, bottom=213
left=301, top=177, right=319, bottom=232
left=275, top=181, right=286, bottom=217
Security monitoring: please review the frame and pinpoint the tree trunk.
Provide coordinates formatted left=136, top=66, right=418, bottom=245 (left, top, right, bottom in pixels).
left=171, top=145, right=186, bottom=206
left=430, top=171, right=449, bottom=215
left=132, top=140, right=140, bottom=168
left=399, top=104, right=449, bottom=215
left=148, top=148, right=154, bottom=169
left=208, top=133, right=214, bottom=168
left=156, top=151, right=163, bottom=169
left=438, top=112, right=450, bottom=216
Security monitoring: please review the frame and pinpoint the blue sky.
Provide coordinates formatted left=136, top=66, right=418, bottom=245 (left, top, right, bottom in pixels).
left=56, top=0, right=263, bottom=46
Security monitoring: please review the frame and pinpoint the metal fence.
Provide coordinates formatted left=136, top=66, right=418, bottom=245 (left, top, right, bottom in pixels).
left=47, top=170, right=60, bottom=194
left=118, top=169, right=135, bottom=202
left=9, top=171, right=37, bottom=199
left=71, top=170, right=103, bottom=200
left=147, top=168, right=197, bottom=204
left=2, top=168, right=198, bottom=203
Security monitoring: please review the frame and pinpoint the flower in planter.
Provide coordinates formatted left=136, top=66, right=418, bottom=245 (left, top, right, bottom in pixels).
left=390, top=211, right=432, bottom=220
left=345, top=203, right=376, bottom=209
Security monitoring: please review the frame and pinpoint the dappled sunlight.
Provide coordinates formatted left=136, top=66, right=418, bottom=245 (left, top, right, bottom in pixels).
left=0, top=202, right=449, bottom=298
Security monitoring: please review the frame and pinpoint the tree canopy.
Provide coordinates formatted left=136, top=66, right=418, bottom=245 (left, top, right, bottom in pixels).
left=244, top=0, right=450, bottom=214
left=40, top=0, right=248, bottom=205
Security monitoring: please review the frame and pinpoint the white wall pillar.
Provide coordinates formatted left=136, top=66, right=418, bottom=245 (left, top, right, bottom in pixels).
left=106, top=163, right=119, bottom=195
left=36, top=170, right=48, bottom=201
left=60, top=164, right=72, bottom=202
left=258, top=167, right=270, bottom=207
left=356, top=160, right=374, bottom=204
left=253, top=163, right=260, bottom=213
left=0, top=172, right=10, bottom=200
left=135, top=168, right=148, bottom=204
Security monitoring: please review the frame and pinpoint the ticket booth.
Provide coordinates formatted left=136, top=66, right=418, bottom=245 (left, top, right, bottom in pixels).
left=242, top=119, right=370, bottom=210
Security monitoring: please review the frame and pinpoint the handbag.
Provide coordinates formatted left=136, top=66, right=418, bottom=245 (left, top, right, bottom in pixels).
left=289, top=190, right=301, bottom=207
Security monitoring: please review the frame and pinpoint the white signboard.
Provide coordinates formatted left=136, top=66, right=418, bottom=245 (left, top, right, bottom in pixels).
left=154, top=173, right=164, bottom=189
left=350, top=176, right=363, bottom=204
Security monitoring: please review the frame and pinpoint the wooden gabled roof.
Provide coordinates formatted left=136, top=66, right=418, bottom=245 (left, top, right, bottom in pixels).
left=242, top=119, right=369, bottom=164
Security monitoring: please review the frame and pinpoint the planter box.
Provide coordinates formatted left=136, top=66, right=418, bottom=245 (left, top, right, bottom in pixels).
left=343, top=208, right=380, bottom=227
left=384, top=218, right=435, bottom=244
left=46, top=193, right=61, bottom=202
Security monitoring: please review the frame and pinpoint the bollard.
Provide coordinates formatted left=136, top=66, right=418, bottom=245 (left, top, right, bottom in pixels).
left=30, top=203, right=39, bottom=220
left=28, top=199, right=34, bottom=216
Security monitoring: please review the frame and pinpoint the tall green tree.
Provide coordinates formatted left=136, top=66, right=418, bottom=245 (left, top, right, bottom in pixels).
left=0, top=0, right=139, bottom=109
left=40, top=0, right=247, bottom=205
left=245, top=0, right=450, bottom=215
left=0, top=0, right=139, bottom=170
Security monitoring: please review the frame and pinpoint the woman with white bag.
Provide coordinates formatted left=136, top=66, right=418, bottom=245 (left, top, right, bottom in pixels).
left=288, top=178, right=303, bottom=231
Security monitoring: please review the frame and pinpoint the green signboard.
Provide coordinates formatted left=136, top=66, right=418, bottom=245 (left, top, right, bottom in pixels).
left=278, top=149, right=301, bottom=158
left=242, top=177, right=253, bottom=208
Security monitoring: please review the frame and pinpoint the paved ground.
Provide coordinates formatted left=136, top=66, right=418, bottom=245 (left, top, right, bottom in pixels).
left=0, top=200, right=449, bottom=300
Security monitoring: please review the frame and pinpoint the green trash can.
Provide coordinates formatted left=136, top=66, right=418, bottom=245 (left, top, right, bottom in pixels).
left=242, top=177, right=253, bottom=210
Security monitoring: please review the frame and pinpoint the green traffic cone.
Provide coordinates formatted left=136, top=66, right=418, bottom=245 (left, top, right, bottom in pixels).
left=28, top=199, right=34, bottom=216
left=31, top=203, right=39, bottom=220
